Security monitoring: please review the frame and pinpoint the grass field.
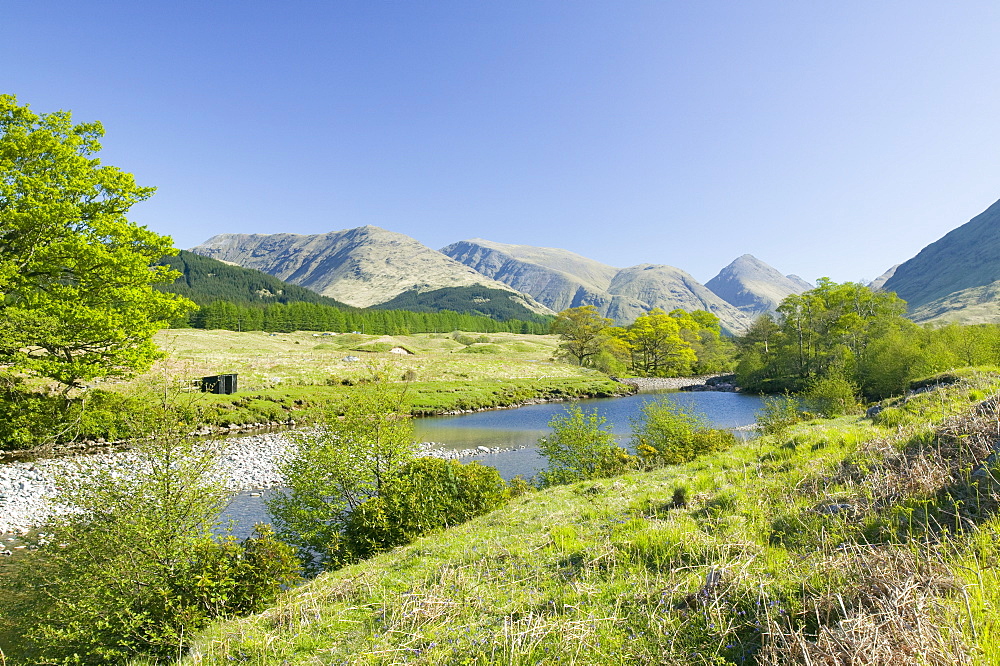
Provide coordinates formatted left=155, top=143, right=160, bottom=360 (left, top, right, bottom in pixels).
left=144, top=329, right=593, bottom=391
left=78, top=330, right=627, bottom=432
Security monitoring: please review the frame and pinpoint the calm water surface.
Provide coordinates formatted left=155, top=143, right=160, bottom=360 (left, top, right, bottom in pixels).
left=220, top=390, right=763, bottom=536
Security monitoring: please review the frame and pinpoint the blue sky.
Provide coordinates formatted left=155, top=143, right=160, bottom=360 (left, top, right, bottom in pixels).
left=5, top=1, right=1000, bottom=284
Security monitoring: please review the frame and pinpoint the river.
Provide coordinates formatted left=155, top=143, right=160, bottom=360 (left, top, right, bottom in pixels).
left=219, top=390, right=763, bottom=535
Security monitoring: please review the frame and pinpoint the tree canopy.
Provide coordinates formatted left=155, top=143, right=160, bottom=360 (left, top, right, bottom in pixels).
left=550, top=305, right=615, bottom=367
left=550, top=305, right=734, bottom=377
left=733, top=279, right=979, bottom=399
left=0, top=95, right=192, bottom=389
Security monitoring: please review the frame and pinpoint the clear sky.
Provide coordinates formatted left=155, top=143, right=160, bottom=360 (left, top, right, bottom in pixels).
left=5, top=1, right=1000, bottom=284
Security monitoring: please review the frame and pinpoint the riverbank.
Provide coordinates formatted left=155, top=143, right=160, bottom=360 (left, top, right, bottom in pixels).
left=0, top=431, right=529, bottom=536
left=614, top=374, right=731, bottom=391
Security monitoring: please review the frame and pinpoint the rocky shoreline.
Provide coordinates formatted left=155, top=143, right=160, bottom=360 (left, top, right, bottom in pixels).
left=0, top=432, right=522, bottom=537
left=615, top=374, right=739, bottom=392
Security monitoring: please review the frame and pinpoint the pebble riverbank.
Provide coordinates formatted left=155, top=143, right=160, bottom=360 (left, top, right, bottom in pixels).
left=615, top=375, right=720, bottom=390
left=0, top=432, right=520, bottom=537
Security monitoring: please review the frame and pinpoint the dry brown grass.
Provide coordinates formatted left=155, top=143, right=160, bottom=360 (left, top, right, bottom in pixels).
left=761, top=546, right=972, bottom=665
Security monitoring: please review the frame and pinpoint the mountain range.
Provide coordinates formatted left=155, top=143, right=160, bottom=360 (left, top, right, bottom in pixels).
left=188, top=194, right=1000, bottom=330
left=190, top=226, right=552, bottom=315
left=190, top=230, right=813, bottom=334
left=439, top=239, right=766, bottom=333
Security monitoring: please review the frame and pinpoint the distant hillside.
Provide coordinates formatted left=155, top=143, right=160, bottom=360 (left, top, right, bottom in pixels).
left=705, top=254, right=812, bottom=314
left=374, top=286, right=552, bottom=323
left=156, top=250, right=352, bottom=308
left=603, top=264, right=753, bottom=332
left=441, top=239, right=617, bottom=313
left=190, top=226, right=550, bottom=313
left=907, top=281, right=1000, bottom=324
left=443, top=239, right=751, bottom=333
left=883, top=197, right=1000, bottom=318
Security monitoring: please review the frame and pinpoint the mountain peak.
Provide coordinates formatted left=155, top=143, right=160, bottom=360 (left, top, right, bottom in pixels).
left=705, top=255, right=811, bottom=313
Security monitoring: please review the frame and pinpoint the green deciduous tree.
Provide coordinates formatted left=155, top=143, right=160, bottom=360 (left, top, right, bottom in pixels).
left=0, top=95, right=193, bottom=390
left=537, top=404, right=636, bottom=486
left=737, top=280, right=920, bottom=398
left=614, top=308, right=697, bottom=377
left=551, top=305, right=615, bottom=367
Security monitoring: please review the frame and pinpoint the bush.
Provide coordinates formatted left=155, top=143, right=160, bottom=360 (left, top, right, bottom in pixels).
left=0, top=382, right=192, bottom=451
left=268, top=380, right=416, bottom=572
left=630, top=398, right=733, bottom=466
left=0, top=422, right=301, bottom=664
left=345, top=458, right=509, bottom=559
left=537, top=405, right=636, bottom=486
left=167, top=525, right=301, bottom=619
left=0, top=380, right=64, bottom=450
left=756, top=393, right=803, bottom=438
left=800, top=375, right=861, bottom=418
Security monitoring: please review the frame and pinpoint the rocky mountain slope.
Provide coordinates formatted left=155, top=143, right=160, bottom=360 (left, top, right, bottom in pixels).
left=190, top=227, right=551, bottom=314
left=704, top=254, right=812, bottom=314
left=442, top=239, right=751, bottom=333
left=603, top=264, right=753, bottom=331
left=869, top=264, right=899, bottom=291
left=440, top=240, right=617, bottom=313
left=882, top=197, right=1000, bottom=322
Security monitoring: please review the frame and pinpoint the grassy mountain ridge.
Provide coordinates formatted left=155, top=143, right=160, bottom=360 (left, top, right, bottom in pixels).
left=374, top=286, right=554, bottom=323
left=883, top=197, right=1000, bottom=314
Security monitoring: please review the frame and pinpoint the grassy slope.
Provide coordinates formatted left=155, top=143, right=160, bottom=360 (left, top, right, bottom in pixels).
left=178, top=372, right=1000, bottom=665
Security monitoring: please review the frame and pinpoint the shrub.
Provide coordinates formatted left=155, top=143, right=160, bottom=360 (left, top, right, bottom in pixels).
left=630, top=398, right=734, bottom=466
left=537, top=405, right=636, bottom=486
left=268, top=380, right=415, bottom=572
left=0, top=422, right=300, bottom=664
left=800, top=375, right=861, bottom=417
left=345, top=458, right=509, bottom=559
left=0, top=379, right=64, bottom=450
left=756, top=393, right=803, bottom=438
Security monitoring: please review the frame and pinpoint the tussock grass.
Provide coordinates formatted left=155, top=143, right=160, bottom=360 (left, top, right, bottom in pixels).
left=173, top=371, right=1000, bottom=665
